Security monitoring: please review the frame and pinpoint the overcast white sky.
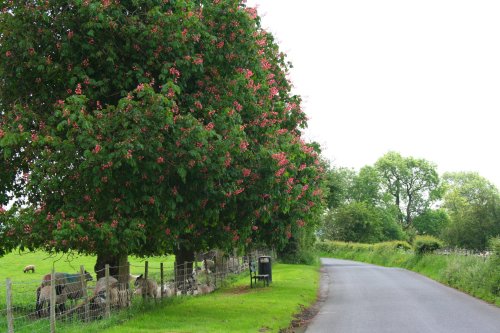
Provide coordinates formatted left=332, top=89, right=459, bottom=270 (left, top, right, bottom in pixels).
left=247, top=0, right=500, bottom=187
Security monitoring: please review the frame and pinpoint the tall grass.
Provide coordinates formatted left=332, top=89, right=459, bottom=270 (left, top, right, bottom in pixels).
left=316, top=240, right=500, bottom=306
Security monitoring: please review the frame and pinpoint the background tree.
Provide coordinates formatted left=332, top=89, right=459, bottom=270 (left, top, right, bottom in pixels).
left=375, top=152, right=441, bottom=227
left=441, top=172, right=500, bottom=250
left=0, top=0, right=325, bottom=277
left=320, top=163, right=404, bottom=243
left=412, top=209, right=450, bottom=237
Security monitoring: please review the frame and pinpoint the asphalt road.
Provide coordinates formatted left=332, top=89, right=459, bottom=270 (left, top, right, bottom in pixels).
left=306, top=258, right=500, bottom=333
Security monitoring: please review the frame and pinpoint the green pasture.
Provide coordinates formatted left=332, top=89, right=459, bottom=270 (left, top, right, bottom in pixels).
left=1, top=251, right=320, bottom=332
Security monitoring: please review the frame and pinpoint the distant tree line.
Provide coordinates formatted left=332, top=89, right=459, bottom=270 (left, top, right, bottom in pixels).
left=320, top=151, right=500, bottom=251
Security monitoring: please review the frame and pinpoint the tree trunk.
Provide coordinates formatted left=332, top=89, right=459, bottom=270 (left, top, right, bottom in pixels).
left=95, top=253, right=129, bottom=285
left=174, top=244, right=194, bottom=292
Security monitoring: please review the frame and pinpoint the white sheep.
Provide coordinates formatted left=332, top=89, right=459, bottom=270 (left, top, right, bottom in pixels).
left=36, top=285, right=67, bottom=317
left=134, top=274, right=159, bottom=299
left=23, top=265, right=35, bottom=273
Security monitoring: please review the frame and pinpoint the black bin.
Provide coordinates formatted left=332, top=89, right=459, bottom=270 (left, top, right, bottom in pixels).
left=258, top=256, right=272, bottom=282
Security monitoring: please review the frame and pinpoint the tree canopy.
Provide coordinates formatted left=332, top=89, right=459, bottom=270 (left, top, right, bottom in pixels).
left=441, top=172, right=500, bottom=250
left=375, top=152, right=441, bottom=227
left=0, top=0, right=325, bottom=261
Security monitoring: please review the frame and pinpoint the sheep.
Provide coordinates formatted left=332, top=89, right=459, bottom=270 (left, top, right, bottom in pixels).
left=196, top=283, right=214, bottom=295
left=134, top=283, right=174, bottom=298
left=129, top=274, right=140, bottom=283
left=93, top=276, right=120, bottom=307
left=94, top=276, right=119, bottom=295
left=36, top=284, right=67, bottom=318
left=23, top=265, right=35, bottom=273
left=40, top=271, right=93, bottom=304
left=134, top=274, right=159, bottom=298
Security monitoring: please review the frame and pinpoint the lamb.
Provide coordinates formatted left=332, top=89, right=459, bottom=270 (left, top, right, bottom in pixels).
left=36, top=284, right=67, bottom=318
left=23, top=265, right=35, bottom=273
left=134, top=274, right=159, bottom=298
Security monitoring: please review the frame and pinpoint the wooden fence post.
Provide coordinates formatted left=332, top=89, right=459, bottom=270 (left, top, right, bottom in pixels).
left=204, top=259, right=210, bottom=286
left=213, top=257, right=217, bottom=288
left=105, top=264, right=111, bottom=319
left=50, top=269, right=56, bottom=333
left=173, top=261, right=177, bottom=295
left=183, top=261, right=187, bottom=294
left=6, top=278, right=14, bottom=333
left=80, top=265, right=89, bottom=322
left=160, top=262, right=164, bottom=299
left=144, top=261, right=149, bottom=301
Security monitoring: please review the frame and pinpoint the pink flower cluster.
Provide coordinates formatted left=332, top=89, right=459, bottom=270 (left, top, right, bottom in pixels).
left=271, top=152, right=288, bottom=166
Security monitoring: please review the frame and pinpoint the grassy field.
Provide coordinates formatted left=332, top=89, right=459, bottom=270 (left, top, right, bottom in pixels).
left=95, top=263, right=319, bottom=333
left=316, top=240, right=500, bottom=306
left=1, top=251, right=320, bottom=332
left=0, top=250, right=174, bottom=332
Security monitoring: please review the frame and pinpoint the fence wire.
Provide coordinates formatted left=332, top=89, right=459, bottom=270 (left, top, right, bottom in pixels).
left=2, top=249, right=271, bottom=332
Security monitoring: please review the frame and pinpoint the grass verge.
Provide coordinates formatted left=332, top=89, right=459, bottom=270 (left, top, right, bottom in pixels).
left=316, top=240, right=500, bottom=306
left=1, top=255, right=320, bottom=333
left=93, top=263, right=319, bottom=333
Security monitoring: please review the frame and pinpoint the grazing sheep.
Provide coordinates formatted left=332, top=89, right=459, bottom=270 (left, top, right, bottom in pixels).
left=36, top=284, right=67, bottom=318
left=40, top=271, right=93, bottom=303
left=94, top=276, right=119, bottom=295
left=23, top=265, right=35, bottom=273
left=93, top=276, right=121, bottom=307
left=134, top=274, right=159, bottom=298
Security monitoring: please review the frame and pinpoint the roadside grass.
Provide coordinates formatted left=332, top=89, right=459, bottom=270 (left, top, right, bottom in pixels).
left=60, top=263, right=320, bottom=333
left=316, top=240, right=500, bottom=306
left=1, top=251, right=320, bottom=333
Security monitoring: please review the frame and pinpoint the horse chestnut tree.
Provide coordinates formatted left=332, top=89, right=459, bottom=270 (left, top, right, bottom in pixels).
left=0, top=0, right=325, bottom=276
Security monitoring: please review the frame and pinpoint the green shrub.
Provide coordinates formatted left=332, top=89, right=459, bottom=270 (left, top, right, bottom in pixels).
left=414, top=235, right=443, bottom=254
left=373, top=240, right=412, bottom=251
left=487, top=237, right=500, bottom=295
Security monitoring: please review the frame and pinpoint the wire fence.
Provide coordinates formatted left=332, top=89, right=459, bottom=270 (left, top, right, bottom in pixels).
left=1, top=249, right=271, bottom=333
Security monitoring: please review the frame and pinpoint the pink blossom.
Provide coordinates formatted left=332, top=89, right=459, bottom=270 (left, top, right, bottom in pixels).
left=245, top=69, right=253, bottom=79
left=234, top=188, right=245, bottom=195
left=75, top=83, right=82, bottom=95
left=0, top=206, right=5, bottom=213
left=194, top=101, right=203, bottom=109
left=233, top=101, right=243, bottom=111
left=111, top=220, right=118, bottom=228
left=275, top=167, right=286, bottom=177
left=149, top=196, right=155, bottom=205
left=239, top=141, right=249, bottom=151
left=92, top=144, right=101, bottom=154
left=242, top=168, right=251, bottom=177
left=169, top=67, right=181, bottom=78
left=172, top=186, right=178, bottom=196
left=216, top=41, right=224, bottom=49
left=165, top=228, right=171, bottom=235
left=260, top=58, right=271, bottom=70
left=5, top=50, right=12, bottom=57
left=205, top=122, right=214, bottom=131
left=136, top=83, right=145, bottom=92
left=245, top=7, right=258, bottom=19
left=252, top=225, right=258, bottom=231
left=157, top=156, right=164, bottom=164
